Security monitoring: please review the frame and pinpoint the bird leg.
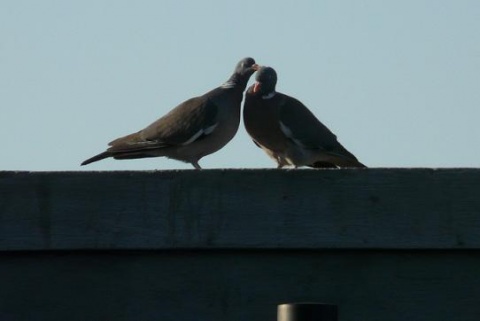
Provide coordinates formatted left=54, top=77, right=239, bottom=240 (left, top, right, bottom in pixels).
left=192, top=161, right=202, bottom=170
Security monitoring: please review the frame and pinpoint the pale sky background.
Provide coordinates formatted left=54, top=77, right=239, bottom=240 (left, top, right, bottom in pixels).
left=1, top=1, right=479, bottom=171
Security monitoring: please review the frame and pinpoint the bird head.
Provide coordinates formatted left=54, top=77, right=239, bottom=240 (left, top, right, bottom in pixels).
left=252, top=66, right=277, bottom=96
left=234, top=57, right=259, bottom=77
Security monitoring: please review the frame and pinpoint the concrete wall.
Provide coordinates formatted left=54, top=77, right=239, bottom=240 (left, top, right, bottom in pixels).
left=1, top=169, right=480, bottom=320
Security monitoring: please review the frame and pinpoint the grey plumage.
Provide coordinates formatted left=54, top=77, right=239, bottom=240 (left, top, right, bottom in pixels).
left=82, top=57, right=258, bottom=169
left=243, top=66, right=366, bottom=169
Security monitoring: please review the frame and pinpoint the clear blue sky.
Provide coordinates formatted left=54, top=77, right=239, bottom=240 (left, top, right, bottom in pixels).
left=1, top=1, right=479, bottom=171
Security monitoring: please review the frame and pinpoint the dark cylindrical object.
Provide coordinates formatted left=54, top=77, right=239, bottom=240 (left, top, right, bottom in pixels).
left=278, top=303, right=338, bottom=321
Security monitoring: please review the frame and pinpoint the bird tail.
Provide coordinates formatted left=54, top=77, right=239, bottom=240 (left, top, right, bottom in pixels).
left=347, top=160, right=367, bottom=168
left=329, top=144, right=367, bottom=168
left=355, top=161, right=367, bottom=168
left=334, top=157, right=367, bottom=168
left=81, top=151, right=111, bottom=166
left=318, top=151, right=367, bottom=168
left=310, top=159, right=366, bottom=168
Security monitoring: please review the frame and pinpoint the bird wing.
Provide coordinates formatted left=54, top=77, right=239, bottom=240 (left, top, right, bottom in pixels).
left=107, top=96, right=219, bottom=152
left=278, top=94, right=338, bottom=150
left=278, top=94, right=362, bottom=163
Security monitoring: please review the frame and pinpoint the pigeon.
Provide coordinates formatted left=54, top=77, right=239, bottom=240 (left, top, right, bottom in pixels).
left=82, top=57, right=258, bottom=169
left=243, top=66, right=366, bottom=168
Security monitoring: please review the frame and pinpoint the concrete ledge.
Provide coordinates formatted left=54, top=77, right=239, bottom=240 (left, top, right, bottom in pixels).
left=1, top=169, right=480, bottom=251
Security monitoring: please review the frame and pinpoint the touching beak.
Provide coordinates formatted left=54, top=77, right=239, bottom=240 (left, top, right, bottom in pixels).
left=252, top=64, right=260, bottom=71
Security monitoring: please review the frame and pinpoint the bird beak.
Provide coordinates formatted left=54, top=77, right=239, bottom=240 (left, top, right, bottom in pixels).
left=252, top=64, right=260, bottom=71
left=253, top=82, right=261, bottom=93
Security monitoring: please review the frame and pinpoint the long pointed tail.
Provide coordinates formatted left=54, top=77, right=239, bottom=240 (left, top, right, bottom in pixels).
left=81, top=151, right=111, bottom=166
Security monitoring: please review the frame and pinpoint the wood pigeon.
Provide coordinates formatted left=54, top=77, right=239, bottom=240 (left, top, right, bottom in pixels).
left=243, top=66, right=366, bottom=168
left=82, top=57, right=258, bottom=169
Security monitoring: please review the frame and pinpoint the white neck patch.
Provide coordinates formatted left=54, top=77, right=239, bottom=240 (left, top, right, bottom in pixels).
left=262, top=91, right=276, bottom=99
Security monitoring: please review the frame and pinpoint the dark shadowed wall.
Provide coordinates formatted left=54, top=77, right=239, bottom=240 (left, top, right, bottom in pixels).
left=1, top=169, right=480, bottom=321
